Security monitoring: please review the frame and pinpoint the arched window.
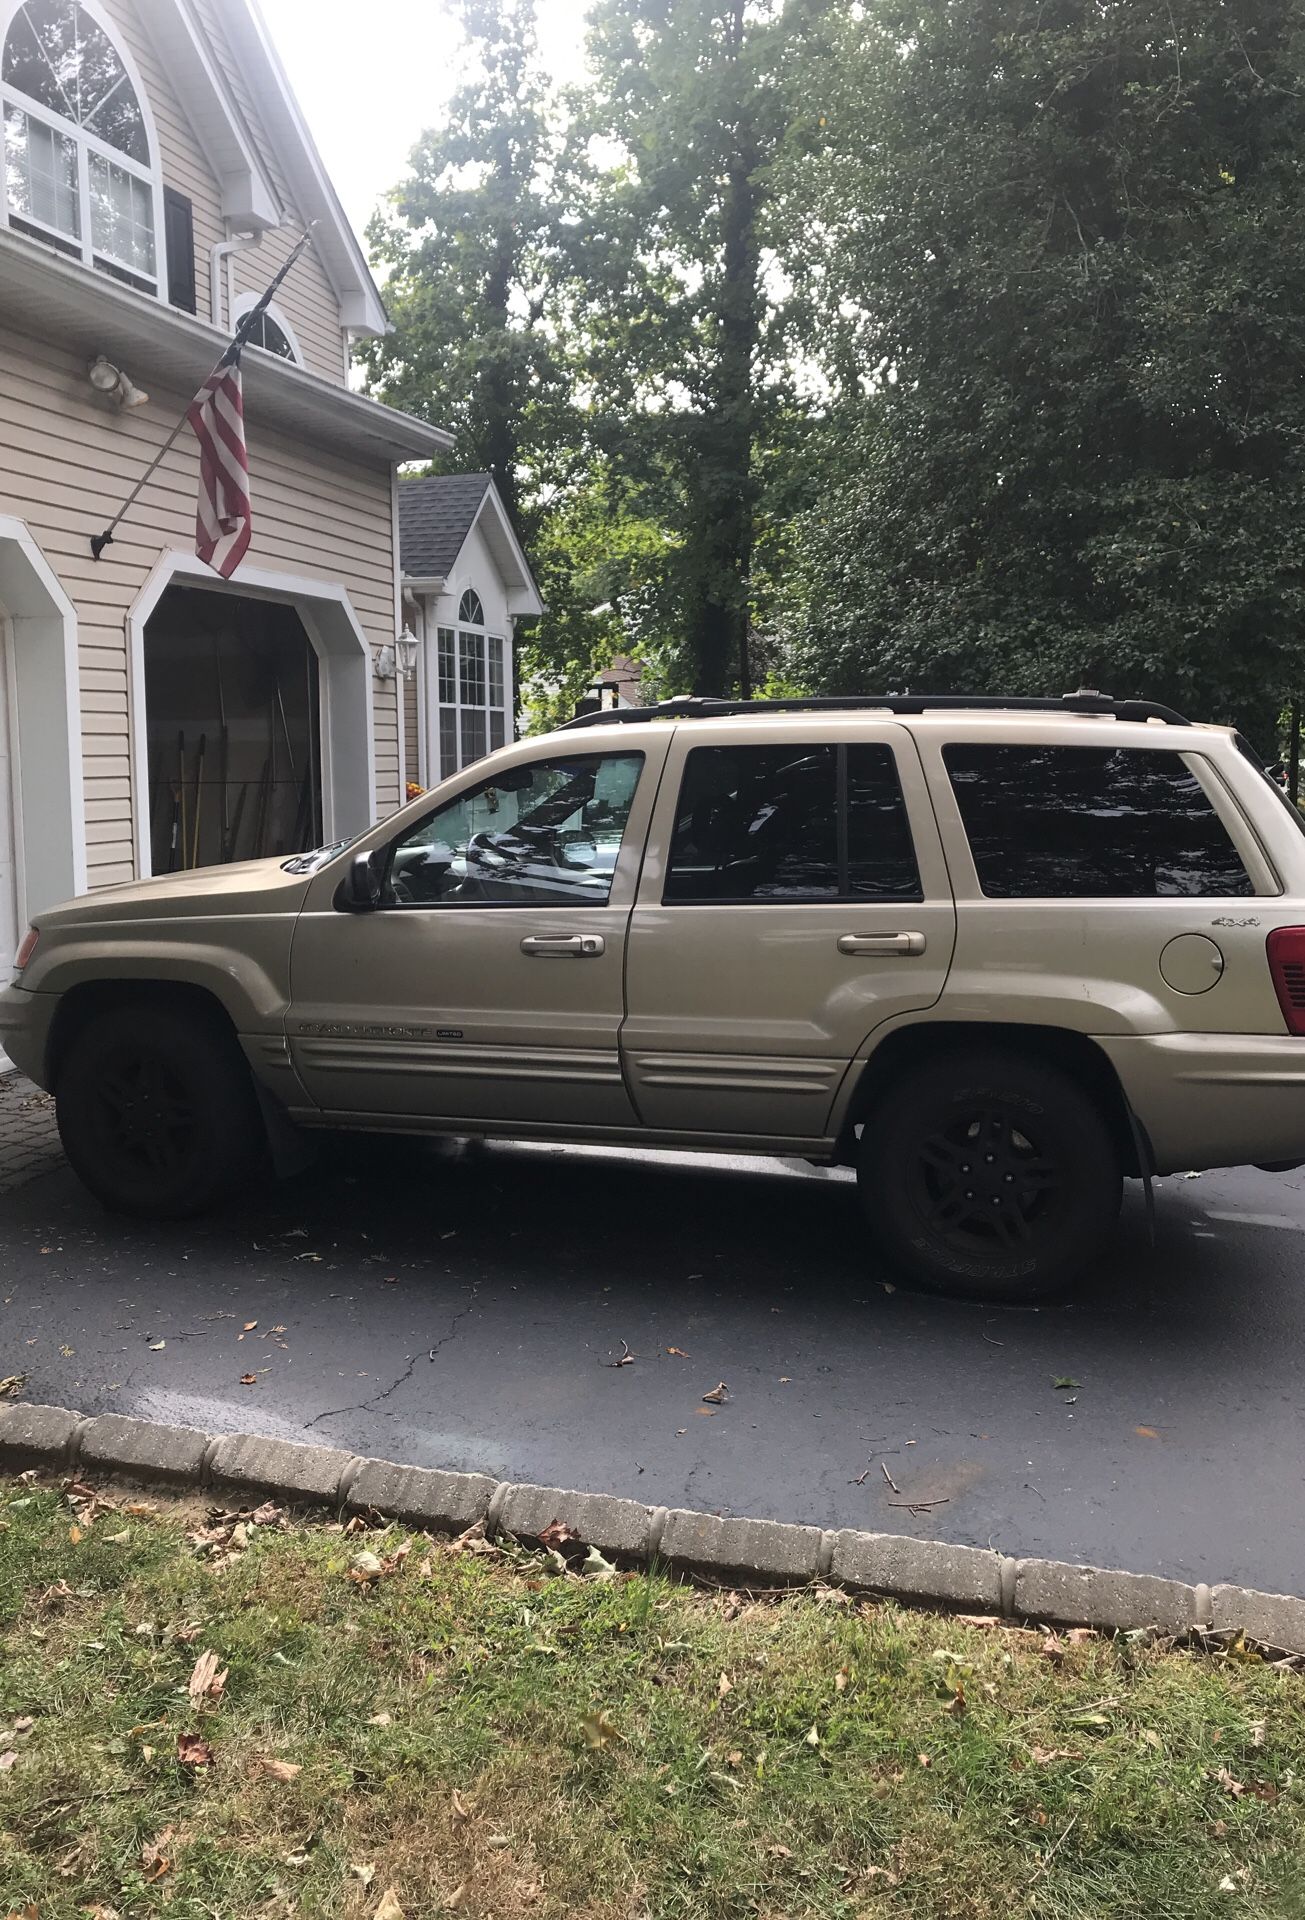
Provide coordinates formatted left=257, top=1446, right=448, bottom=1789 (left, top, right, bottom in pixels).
left=435, top=584, right=510, bottom=775
left=233, top=293, right=302, bottom=365
left=1, top=0, right=160, bottom=294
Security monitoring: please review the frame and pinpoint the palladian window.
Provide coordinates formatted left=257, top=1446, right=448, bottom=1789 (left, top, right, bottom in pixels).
left=2, top=0, right=159, bottom=293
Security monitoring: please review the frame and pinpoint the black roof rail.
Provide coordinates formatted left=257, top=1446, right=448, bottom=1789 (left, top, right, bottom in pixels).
left=560, top=691, right=1190, bottom=730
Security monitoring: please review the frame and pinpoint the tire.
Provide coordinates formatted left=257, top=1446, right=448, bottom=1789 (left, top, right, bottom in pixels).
left=857, top=1049, right=1122, bottom=1301
left=55, top=1004, right=265, bottom=1218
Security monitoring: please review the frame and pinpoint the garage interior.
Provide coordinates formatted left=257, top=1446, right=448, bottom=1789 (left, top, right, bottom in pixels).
left=143, top=585, right=324, bottom=872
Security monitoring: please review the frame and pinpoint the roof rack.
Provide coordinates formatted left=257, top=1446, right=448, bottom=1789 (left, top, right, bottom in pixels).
left=560, top=691, right=1190, bottom=730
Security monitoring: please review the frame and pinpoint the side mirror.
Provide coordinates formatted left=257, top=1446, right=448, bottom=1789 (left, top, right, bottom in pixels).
left=337, top=850, right=383, bottom=914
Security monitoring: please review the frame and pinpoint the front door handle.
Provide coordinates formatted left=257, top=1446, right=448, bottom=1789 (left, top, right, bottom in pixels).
left=520, top=933, right=606, bottom=957
left=837, top=931, right=927, bottom=957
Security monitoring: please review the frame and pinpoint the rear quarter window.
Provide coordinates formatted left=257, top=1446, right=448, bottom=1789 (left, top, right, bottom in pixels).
left=944, top=743, right=1254, bottom=898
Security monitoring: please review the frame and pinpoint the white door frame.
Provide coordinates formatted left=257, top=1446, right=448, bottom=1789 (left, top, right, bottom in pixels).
left=126, top=552, right=377, bottom=878
left=0, top=517, right=86, bottom=921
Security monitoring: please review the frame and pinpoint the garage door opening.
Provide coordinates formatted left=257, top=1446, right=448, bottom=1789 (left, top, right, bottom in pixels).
left=143, top=586, right=323, bottom=871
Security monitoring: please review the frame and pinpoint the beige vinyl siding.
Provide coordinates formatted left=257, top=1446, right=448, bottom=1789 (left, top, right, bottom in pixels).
left=0, top=324, right=399, bottom=885
left=109, top=0, right=225, bottom=322
left=403, top=674, right=420, bottom=787
left=187, top=0, right=348, bottom=383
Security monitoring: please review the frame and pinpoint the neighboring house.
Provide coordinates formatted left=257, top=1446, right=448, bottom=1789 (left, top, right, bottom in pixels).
left=397, top=472, right=542, bottom=788
left=0, top=0, right=450, bottom=970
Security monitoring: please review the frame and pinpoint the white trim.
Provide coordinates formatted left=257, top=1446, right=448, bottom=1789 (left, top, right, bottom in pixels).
left=134, top=0, right=279, bottom=230
left=232, top=288, right=303, bottom=366
left=390, top=465, right=404, bottom=805
left=126, top=550, right=376, bottom=877
left=0, top=513, right=86, bottom=914
left=0, top=0, right=169, bottom=298
left=0, top=611, right=22, bottom=960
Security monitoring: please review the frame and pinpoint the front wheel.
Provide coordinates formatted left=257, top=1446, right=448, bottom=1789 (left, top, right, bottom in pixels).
left=857, top=1050, right=1122, bottom=1301
left=56, top=1004, right=265, bottom=1218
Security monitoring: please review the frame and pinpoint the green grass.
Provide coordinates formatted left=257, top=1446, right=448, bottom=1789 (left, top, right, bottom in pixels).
left=2, top=1477, right=1305, bottom=1920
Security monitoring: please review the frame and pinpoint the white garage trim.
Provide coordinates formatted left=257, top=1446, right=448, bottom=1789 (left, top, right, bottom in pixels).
left=0, top=516, right=85, bottom=919
left=126, top=552, right=377, bottom=878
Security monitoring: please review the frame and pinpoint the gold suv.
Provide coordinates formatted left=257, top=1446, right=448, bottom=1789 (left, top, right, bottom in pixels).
left=6, top=692, right=1305, bottom=1301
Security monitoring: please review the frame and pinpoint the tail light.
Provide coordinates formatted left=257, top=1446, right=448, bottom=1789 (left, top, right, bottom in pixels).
left=13, top=927, right=38, bottom=972
left=1267, top=927, right=1305, bottom=1034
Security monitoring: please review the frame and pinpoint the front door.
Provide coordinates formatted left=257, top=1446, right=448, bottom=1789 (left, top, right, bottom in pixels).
left=622, top=721, right=957, bottom=1142
left=287, top=739, right=668, bottom=1127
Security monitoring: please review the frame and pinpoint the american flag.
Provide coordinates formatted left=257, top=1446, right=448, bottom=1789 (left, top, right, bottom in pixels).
left=187, top=349, right=251, bottom=579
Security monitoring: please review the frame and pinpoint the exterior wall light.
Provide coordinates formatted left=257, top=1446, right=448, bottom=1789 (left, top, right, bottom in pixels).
left=88, top=356, right=150, bottom=408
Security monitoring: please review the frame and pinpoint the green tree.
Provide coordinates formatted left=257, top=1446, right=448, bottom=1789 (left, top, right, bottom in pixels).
left=784, top=0, right=1305, bottom=748
left=566, top=0, right=821, bottom=696
left=358, top=0, right=569, bottom=532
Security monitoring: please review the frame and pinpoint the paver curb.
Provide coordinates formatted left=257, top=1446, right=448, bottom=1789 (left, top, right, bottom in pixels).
left=4, top=1400, right=1304, bottom=1654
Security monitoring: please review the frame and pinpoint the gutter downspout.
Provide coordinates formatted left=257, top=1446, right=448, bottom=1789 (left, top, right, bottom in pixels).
left=209, top=231, right=260, bottom=330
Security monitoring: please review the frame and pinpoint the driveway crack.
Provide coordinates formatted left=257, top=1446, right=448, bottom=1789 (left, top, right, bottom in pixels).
left=302, top=1285, right=479, bottom=1434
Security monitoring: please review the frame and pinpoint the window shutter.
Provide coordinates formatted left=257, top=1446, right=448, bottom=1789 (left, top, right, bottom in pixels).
left=164, top=188, right=196, bottom=313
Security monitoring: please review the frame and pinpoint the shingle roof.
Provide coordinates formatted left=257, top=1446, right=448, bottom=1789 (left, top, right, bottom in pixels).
left=398, top=473, right=493, bottom=579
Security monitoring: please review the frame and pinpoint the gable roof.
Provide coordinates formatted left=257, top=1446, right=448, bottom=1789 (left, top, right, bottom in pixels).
left=399, top=474, right=544, bottom=619
left=399, top=473, right=494, bottom=579
left=135, top=0, right=388, bottom=336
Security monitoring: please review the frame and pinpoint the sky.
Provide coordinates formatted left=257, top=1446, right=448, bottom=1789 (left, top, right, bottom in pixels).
left=259, top=0, right=591, bottom=246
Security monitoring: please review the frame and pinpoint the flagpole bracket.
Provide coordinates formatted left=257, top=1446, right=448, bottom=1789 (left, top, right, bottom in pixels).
left=89, top=530, right=114, bottom=560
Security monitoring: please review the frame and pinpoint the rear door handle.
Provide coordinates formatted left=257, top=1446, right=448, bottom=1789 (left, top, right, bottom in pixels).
left=520, top=934, right=606, bottom=957
left=837, top=931, right=927, bottom=957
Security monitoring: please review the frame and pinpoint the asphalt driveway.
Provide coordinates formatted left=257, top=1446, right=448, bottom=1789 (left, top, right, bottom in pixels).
left=3, top=1106, right=1305, bottom=1595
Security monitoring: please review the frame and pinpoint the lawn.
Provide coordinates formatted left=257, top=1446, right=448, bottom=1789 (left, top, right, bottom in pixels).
left=2, top=1474, right=1304, bottom=1920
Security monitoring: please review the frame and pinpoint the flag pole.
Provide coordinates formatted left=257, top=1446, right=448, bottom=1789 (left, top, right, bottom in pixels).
left=89, top=229, right=314, bottom=562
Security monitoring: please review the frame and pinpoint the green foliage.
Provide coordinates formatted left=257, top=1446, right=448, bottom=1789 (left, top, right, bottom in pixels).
left=781, top=0, right=1305, bottom=748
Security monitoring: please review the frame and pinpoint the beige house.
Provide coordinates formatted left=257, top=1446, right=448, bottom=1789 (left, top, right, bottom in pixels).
left=0, top=0, right=450, bottom=969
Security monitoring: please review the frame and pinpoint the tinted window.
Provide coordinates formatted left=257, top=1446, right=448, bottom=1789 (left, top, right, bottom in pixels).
left=944, top=745, right=1254, bottom=898
left=663, top=743, right=920, bottom=903
left=386, top=752, right=643, bottom=907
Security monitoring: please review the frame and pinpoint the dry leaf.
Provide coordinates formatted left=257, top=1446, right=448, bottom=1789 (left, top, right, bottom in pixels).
left=717, top=1672, right=733, bottom=1698
left=239, top=1374, right=258, bottom=1387
left=1135, top=1425, right=1160, bottom=1439
left=835, top=1667, right=849, bottom=1693
left=243, top=1321, right=258, bottom=1331
left=368, top=1711, right=392, bottom=1727
left=536, top=1519, right=581, bottom=1553
left=140, top=1827, right=173, bottom=1880
left=805, top=1725, right=820, bottom=1746
left=254, top=1757, right=301, bottom=1782
left=350, top=1865, right=377, bottom=1888
left=917, top=1752, right=932, bottom=1768
left=702, top=1381, right=729, bottom=1404
left=0, top=1750, right=18, bottom=1772
left=68, top=1524, right=82, bottom=1544
left=0, top=1373, right=27, bottom=1398
left=1213, top=1766, right=1246, bottom=1798
left=372, top=1888, right=405, bottom=1920
left=148, top=1341, right=165, bottom=1351
left=176, top=1731, right=213, bottom=1769
left=1030, top=1746, right=1078, bottom=1764
left=446, top=1887, right=466, bottom=1912
left=946, top=1683, right=967, bottom=1717
left=581, top=1709, right=620, bottom=1749
left=666, top=1347, right=689, bottom=1357
left=187, top=1650, right=228, bottom=1702
left=349, top=1550, right=384, bottom=1582
left=251, top=1502, right=283, bottom=1527
left=451, top=1788, right=471, bottom=1823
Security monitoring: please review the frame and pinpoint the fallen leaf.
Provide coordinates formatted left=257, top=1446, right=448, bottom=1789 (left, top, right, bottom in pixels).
left=176, top=1732, right=213, bottom=1769
left=718, top=1672, right=733, bottom=1698
left=13, top=1717, right=33, bottom=1736
left=68, top=1524, right=82, bottom=1544
left=350, top=1865, right=377, bottom=1888
left=59, top=1345, right=74, bottom=1358
left=368, top=1711, right=392, bottom=1727
left=446, top=1886, right=466, bottom=1911
left=1135, top=1425, right=1160, bottom=1440
left=451, top=1788, right=471, bottom=1822
left=1214, top=1766, right=1246, bottom=1798
left=148, top=1341, right=165, bottom=1351
left=1053, top=1376, right=1079, bottom=1390
left=1219, top=1876, right=1237, bottom=1893
left=243, top=1321, right=258, bottom=1332
left=0, top=1374, right=27, bottom=1397
left=1066, top=1627, right=1097, bottom=1645
left=187, top=1650, right=228, bottom=1702
left=140, top=1827, right=174, bottom=1879
left=805, top=1725, right=820, bottom=1747
left=372, top=1886, right=405, bottom=1920
left=666, top=1346, right=689, bottom=1357
left=835, top=1667, right=849, bottom=1693
left=239, top=1374, right=258, bottom=1387
left=581, top=1709, right=620, bottom=1749
left=0, top=1751, right=18, bottom=1772
left=349, top=1550, right=384, bottom=1582
left=605, top=1341, right=635, bottom=1367
left=1141, top=1728, right=1163, bottom=1750
left=104, top=1529, right=129, bottom=1544
left=917, top=1752, right=932, bottom=1768
left=1030, top=1746, right=1078, bottom=1764
left=254, top=1757, right=301, bottom=1782
left=702, top=1381, right=729, bottom=1404
left=582, top=1545, right=617, bottom=1580
left=536, top=1520, right=581, bottom=1553
left=946, top=1683, right=967, bottom=1718
left=251, top=1502, right=283, bottom=1527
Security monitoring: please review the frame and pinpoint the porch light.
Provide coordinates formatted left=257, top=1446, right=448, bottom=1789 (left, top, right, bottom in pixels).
left=396, top=630, right=419, bottom=678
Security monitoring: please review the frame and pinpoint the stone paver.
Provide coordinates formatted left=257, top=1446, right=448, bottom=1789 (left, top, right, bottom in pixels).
left=0, top=1071, right=61, bottom=1192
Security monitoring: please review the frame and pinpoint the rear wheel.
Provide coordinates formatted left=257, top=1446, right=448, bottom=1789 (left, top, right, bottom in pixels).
left=56, top=1004, right=264, bottom=1218
left=857, top=1049, right=1121, bottom=1301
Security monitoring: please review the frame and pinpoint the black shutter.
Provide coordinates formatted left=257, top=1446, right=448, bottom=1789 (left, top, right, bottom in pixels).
left=164, top=188, right=196, bottom=313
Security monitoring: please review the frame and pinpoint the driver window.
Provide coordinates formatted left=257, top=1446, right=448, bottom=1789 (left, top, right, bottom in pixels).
left=385, top=752, right=645, bottom=907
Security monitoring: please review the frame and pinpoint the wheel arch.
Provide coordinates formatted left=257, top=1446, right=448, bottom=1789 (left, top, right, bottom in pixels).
left=45, top=978, right=244, bottom=1091
left=836, top=1021, right=1146, bottom=1178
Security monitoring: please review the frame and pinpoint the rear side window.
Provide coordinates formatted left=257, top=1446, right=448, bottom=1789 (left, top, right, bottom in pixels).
left=944, top=744, right=1254, bottom=898
left=663, top=742, right=921, bottom=902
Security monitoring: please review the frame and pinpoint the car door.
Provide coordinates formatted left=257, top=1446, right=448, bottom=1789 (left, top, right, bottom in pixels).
left=287, top=737, right=668, bottom=1127
left=621, top=720, right=957, bottom=1142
